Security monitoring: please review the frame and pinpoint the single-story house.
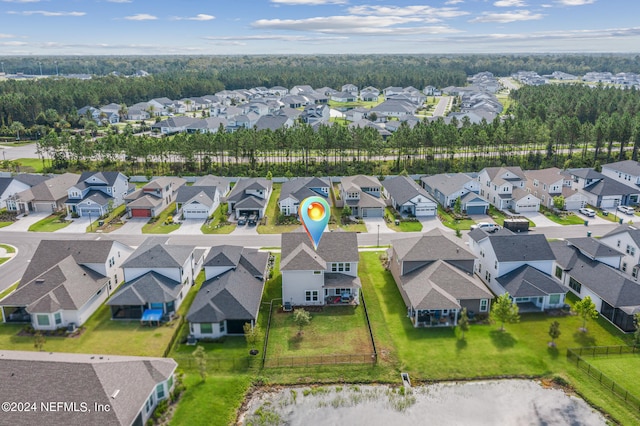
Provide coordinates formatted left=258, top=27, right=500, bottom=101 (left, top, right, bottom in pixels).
left=383, top=175, right=437, bottom=217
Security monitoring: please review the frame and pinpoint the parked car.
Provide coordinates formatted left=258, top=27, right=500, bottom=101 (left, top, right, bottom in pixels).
left=237, top=215, right=248, bottom=225
left=579, top=208, right=596, bottom=217
left=470, top=222, right=500, bottom=233
left=248, top=214, right=258, bottom=226
left=617, top=205, right=635, bottom=215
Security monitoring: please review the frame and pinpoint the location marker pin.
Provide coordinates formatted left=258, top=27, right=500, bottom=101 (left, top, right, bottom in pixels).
left=299, top=196, right=330, bottom=250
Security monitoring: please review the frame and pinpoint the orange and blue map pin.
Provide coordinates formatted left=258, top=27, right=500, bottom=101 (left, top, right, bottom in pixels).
left=299, top=196, right=330, bottom=250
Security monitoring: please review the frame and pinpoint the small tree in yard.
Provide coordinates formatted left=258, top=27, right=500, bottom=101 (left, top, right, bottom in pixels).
left=457, top=308, right=470, bottom=339
left=243, top=322, right=261, bottom=351
left=490, top=293, right=520, bottom=332
left=548, top=321, right=561, bottom=347
left=192, top=346, right=207, bottom=382
left=454, top=197, right=462, bottom=215
left=293, top=308, right=311, bottom=337
left=341, top=206, right=352, bottom=219
left=553, top=196, right=565, bottom=210
left=573, top=296, right=598, bottom=333
left=34, top=331, right=45, bottom=351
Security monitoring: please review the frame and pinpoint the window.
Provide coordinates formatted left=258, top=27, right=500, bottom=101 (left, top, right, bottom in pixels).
left=555, top=266, right=563, bottom=279
left=200, top=323, right=213, bottom=334
left=305, top=290, right=319, bottom=302
left=220, top=321, right=225, bottom=333
left=617, top=240, right=621, bottom=248
left=313, top=271, right=322, bottom=275
left=37, top=315, right=50, bottom=326
left=494, top=260, right=497, bottom=270
left=549, top=294, right=561, bottom=305
left=167, top=375, right=174, bottom=390
left=156, top=383, right=165, bottom=400
left=569, top=277, right=582, bottom=294
left=54, top=312, right=62, bottom=325
left=479, top=299, right=488, bottom=312
left=633, top=266, right=638, bottom=279
left=478, top=264, right=482, bottom=273
left=145, top=394, right=154, bottom=413
left=626, top=245, right=636, bottom=256
left=622, top=262, right=628, bottom=272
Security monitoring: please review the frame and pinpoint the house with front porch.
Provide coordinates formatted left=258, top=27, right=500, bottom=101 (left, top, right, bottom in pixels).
left=524, top=167, right=569, bottom=209
left=227, top=178, right=272, bottom=219
left=477, top=166, right=540, bottom=212
left=175, top=185, right=220, bottom=220
left=388, top=229, right=493, bottom=328
left=65, top=171, right=129, bottom=217
left=6, top=173, right=79, bottom=214
left=0, top=350, right=176, bottom=426
left=281, top=229, right=360, bottom=307
left=382, top=175, right=437, bottom=217
left=187, top=245, right=270, bottom=339
left=551, top=238, right=640, bottom=332
left=421, top=173, right=489, bottom=214
left=124, top=176, right=186, bottom=218
left=0, top=240, right=133, bottom=330
left=106, top=241, right=203, bottom=320
left=599, top=225, right=640, bottom=279
left=278, top=176, right=330, bottom=216
left=467, top=228, right=567, bottom=311
left=339, top=175, right=385, bottom=218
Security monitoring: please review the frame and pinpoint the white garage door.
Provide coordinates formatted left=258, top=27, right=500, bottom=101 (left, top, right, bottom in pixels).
left=362, top=208, right=383, bottom=218
left=80, top=208, right=101, bottom=216
left=183, top=209, right=209, bottom=219
left=415, top=206, right=436, bottom=217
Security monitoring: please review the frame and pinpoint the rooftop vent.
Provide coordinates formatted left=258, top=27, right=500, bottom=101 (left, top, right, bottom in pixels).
left=111, top=389, right=120, bottom=399
left=35, top=279, right=45, bottom=284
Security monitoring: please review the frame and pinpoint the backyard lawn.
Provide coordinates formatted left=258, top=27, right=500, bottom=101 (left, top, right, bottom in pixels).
left=142, top=202, right=180, bottom=234
left=28, top=213, right=70, bottom=232
left=587, top=353, right=640, bottom=395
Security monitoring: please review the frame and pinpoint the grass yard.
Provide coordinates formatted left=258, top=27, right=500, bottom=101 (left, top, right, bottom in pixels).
left=0, top=258, right=9, bottom=265
left=0, top=222, right=13, bottom=229
left=87, top=204, right=126, bottom=233
left=541, top=210, right=585, bottom=225
left=201, top=204, right=235, bottom=234
left=28, top=213, right=70, bottom=232
left=257, top=183, right=301, bottom=235
left=142, top=202, right=180, bottom=234
left=438, top=206, right=475, bottom=231
left=0, top=243, right=16, bottom=254
left=384, top=207, right=423, bottom=232
left=13, top=158, right=44, bottom=173
left=330, top=207, right=368, bottom=233
left=0, top=282, right=18, bottom=300
left=586, top=353, right=640, bottom=396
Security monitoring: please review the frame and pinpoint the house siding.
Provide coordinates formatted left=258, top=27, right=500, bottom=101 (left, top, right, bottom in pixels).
left=282, top=270, right=325, bottom=306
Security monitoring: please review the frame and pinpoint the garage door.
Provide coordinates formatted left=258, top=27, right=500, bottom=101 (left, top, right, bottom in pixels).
left=466, top=205, right=487, bottom=215
left=362, top=208, right=383, bottom=218
left=415, top=207, right=436, bottom=217
left=183, top=209, right=208, bottom=219
left=131, top=208, right=151, bottom=218
left=79, top=208, right=101, bottom=217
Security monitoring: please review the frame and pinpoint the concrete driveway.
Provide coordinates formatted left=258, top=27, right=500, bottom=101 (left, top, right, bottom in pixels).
left=172, top=219, right=205, bottom=235
left=0, top=212, right=48, bottom=232
left=519, top=212, right=559, bottom=228
left=231, top=223, right=258, bottom=235
left=363, top=217, right=394, bottom=234
left=110, top=218, right=148, bottom=235
left=419, top=216, right=454, bottom=233
left=58, top=216, right=92, bottom=233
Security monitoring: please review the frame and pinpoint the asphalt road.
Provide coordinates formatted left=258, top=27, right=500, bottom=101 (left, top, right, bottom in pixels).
left=0, top=222, right=618, bottom=293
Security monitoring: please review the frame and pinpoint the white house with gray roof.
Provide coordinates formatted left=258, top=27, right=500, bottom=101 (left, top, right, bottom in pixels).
left=65, top=171, right=130, bottom=217
left=478, top=166, right=540, bottom=212
left=0, top=240, right=133, bottom=330
left=278, top=177, right=330, bottom=216
left=339, top=175, right=385, bottom=218
left=107, top=241, right=203, bottom=320
left=383, top=175, right=436, bottom=217
left=175, top=186, right=220, bottom=220
left=421, top=173, right=489, bottom=215
left=601, top=160, right=640, bottom=204
left=0, top=173, right=49, bottom=209
left=566, top=168, right=640, bottom=208
left=599, top=225, right=640, bottom=279
left=467, top=228, right=566, bottom=311
left=187, top=246, right=269, bottom=339
left=0, top=350, right=176, bottom=426
left=281, top=229, right=360, bottom=307
left=388, top=229, right=493, bottom=327
left=226, top=178, right=272, bottom=219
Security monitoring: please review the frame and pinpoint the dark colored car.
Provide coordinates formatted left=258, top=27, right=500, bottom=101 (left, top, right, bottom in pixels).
left=237, top=215, right=247, bottom=225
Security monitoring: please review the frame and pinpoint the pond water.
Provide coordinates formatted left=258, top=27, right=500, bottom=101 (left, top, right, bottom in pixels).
left=240, top=380, right=607, bottom=426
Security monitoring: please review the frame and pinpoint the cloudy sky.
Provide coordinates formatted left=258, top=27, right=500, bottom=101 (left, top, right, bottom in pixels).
left=0, top=0, right=638, bottom=55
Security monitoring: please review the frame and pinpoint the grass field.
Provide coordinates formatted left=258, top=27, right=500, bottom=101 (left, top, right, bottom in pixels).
left=438, top=206, right=475, bottom=231
left=541, top=211, right=585, bottom=225
left=13, top=158, right=44, bottom=173
left=28, top=214, right=70, bottom=232
left=587, top=353, right=640, bottom=395
left=142, top=202, right=180, bottom=234
left=257, top=183, right=301, bottom=235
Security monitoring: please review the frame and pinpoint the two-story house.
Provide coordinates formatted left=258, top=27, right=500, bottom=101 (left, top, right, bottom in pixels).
left=601, top=160, right=640, bottom=205
left=281, top=229, right=360, bottom=306
left=382, top=175, right=436, bottom=217
left=524, top=167, right=587, bottom=210
left=124, top=177, right=186, bottom=218
left=566, top=168, right=639, bottom=209
left=0, top=240, right=133, bottom=330
left=65, top=171, right=130, bottom=217
left=187, top=245, right=270, bottom=339
left=106, top=241, right=204, bottom=320
left=477, top=166, right=540, bottom=212
left=552, top=238, right=640, bottom=332
left=278, top=177, right=330, bottom=216
left=339, top=175, right=385, bottom=218
left=467, top=228, right=566, bottom=311
left=226, top=178, right=273, bottom=219
left=421, top=173, right=489, bottom=215
left=599, top=224, right=640, bottom=279
left=388, top=229, right=493, bottom=327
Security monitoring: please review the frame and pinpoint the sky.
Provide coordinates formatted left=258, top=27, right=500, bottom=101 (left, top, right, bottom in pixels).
left=0, top=0, right=639, bottom=55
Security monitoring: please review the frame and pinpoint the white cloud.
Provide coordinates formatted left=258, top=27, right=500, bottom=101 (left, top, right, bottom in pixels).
left=348, top=5, right=469, bottom=19
left=107, top=0, right=132, bottom=3
left=556, top=0, right=595, bottom=5
left=7, top=10, right=85, bottom=16
left=470, top=10, right=543, bottom=23
left=271, top=0, right=347, bottom=5
left=0, top=41, right=28, bottom=46
left=0, top=33, right=16, bottom=38
left=124, top=14, right=157, bottom=21
left=252, top=17, right=460, bottom=35
left=173, top=14, right=215, bottom=21
left=494, top=0, right=526, bottom=6
left=1, top=0, right=43, bottom=3
left=204, top=34, right=348, bottom=41
left=445, top=0, right=464, bottom=4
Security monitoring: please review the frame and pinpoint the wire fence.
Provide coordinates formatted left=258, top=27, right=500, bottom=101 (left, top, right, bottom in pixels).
left=567, top=346, right=640, bottom=413
left=360, top=290, right=378, bottom=363
left=263, top=353, right=377, bottom=368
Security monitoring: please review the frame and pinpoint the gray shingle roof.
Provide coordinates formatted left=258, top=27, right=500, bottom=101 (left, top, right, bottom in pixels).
left=78, top=171, right=124, bottom=186
left=583, top=177, right=638, bottom=196
left=393, top=228, right=476, bottom=263
left=227, top=178, right=272, bottom=204
left=383, top=175, right=434, bottom=206
left=568, top=168, right=605, bottom=180
left=12, top=173, right=49, bottom=187
left=14, top=173, right=79, bottom=203
left=281, top=228, right=359, bottom=268
left=566, top=237, right=624, bottom=259
left=420, top=173, right=475, bottom=196
left=0, top=350, right=176, bottom=426
left=341, top=175, right=381, bottom=190
left=485, top=234, right=555, bottom=262
left=176, top=186, right=218, bottom=207
left=122, top=243, right=193, bottom=269
left=603, top=224, right=640, bottom=247
left=279, top=177, right=330, bottom=204
left=495, top=265, right=566, bottom=297
left=204, top=245, right=243, bottom=268
left=602, top=160, right=640, bottom=176
left=107, top=271, right=182, bottom=305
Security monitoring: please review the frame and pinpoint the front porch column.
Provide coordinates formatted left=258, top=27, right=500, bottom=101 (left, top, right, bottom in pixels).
left=414, top=309, right=418, bottom=328
left=453, top=309, right=458, bottom=326
left=1, top=307, right=5, bottom=323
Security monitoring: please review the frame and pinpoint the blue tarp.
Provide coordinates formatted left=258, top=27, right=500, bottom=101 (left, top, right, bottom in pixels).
left=141, top=309, right=163, bottom=322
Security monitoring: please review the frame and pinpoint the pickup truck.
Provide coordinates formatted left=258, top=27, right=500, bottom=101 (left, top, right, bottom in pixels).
left=470, top=222, right=500, bottom=233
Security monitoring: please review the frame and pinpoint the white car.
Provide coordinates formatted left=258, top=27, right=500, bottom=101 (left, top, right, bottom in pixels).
left=617, top=205, right=635, bottom=215
left=578, top=208, right=596, bottom=217
left=470, top=222, right=500, bottom=233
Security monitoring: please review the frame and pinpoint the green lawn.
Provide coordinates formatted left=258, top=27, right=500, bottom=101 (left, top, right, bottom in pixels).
left=0, top=258, right=9, bottom=265
left=541, top=210, right=585, bottom=225
left=384, top=208, right=423, bottom=232
left=257, top=183, right=301, bottom=235
left=0, top=222, right=14, bottom=229
left=0, top=282, right=18, bottom=300
left=587, top=353, right=640, bottom=396
left=87, top=204, right=126, bottom=233
left=201, top=204, right=235, bottom=234
left=330, top=207, right=368, bottom=233
left=0, top=244, right=16, bottom=254
left=142, top=202, right=180, bottom=234
left=13, top=158, right=44, bottom=173
left=28, top=214, right=70, bottom=232
left=438, top=206, right=475, bottom=231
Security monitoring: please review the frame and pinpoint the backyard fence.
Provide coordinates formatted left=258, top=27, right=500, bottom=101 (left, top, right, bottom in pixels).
left=172, top=355, right=257, bottom=371
left=261, top=298, right=279, bottom=368
left=360, top=290, right=378, bottom=363
left=567, top=346, right=640, bottom=413
left=263, top=353, right=377, bottom=368
left=162, top=314, right=186, bottom=358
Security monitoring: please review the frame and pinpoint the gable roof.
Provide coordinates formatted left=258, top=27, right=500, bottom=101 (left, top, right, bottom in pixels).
left=420, top=173, right=476, bottom=196
left=78, top=171, right=124, bottom=186
left=341, top=175, right=381, bottom=191
left=107, top=271, right=181, bottom=305
left=122, top=243, right=193, bottom=269
left=495, top=264, right=566, bottom=297
left=583, top=177, right=639, bottom=196
left=14, top=173, right=79, bottom=203
left=194, top=175, right=230, bottom=190
left=281, top=229, right=358, bottom=268
left=603, top=224, right=640, bottom=247
left=175, top=186, right=218, bottom=208
left=279, top=176, right=330, bottom=204
left=482, top=166, right=526, bottom=183
left=383, top=175, right=434, bottom=206
left=393, top=228, right=475, bottom=263
left=227, top=178, right=272, bottom=203
left=0, top=350, right=176, bottom=426
left=523, top=167, right=565, bottom=185
left=566, top=237, right=624, bottom=259
left=602, top=160, right=640, bottom=176
left=475, top=233, right=555, bottom=263
left=567, top=168, right=605, bottom=180
left=11, top=173, right=49, bottom=187
left=203, top=245, right=243, bottom=268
